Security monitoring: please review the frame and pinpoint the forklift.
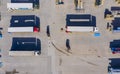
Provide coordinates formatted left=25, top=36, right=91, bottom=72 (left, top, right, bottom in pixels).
left=95, top=0, right=102, bottom=6
left=104, top=9, right=114, bottom=20
left=115, top=0, right=120, bottom=4
left=56, top=0, right=64, bottom=5
left=74, top=0, right=83, bottom=10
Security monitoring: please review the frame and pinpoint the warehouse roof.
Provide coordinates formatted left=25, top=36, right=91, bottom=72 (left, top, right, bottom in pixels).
left=11, top=37, right=41, bottom=51
left=66, top=14, right=96, bottom=27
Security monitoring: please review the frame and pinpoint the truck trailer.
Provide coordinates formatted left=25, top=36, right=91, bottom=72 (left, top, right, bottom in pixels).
left=8, top=27, right=39, bottom=32
left=9, top=51, right=35, bottom=56
left=108, top=67, right=120, bottom=74
left=66, top=26, right=97, bottom=32
left=108, top=58, right=120, bottom=74
left=66, top=14, right=98, bottom=32
left=7, top=3, right=33, bottom=10
left=9, top=37, right=41, bottom=56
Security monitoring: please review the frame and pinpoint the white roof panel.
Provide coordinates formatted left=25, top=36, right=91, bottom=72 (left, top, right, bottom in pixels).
left=67, top=26, right=94, bottom=32
left=7, top=3, right=33, bottom=9
left=70, top=19, right=90, bottom=22
left=8, top=27, right=33, bottom=32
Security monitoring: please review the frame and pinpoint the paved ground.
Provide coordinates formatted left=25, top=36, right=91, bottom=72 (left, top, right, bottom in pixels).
left=0, top=0, right=52, bottom=74
left=0, top=0, right=120, bottom=74
left=50, top=0, right=120, bottom=74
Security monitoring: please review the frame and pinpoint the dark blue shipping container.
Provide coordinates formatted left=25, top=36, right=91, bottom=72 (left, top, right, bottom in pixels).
left=11, top=0, right=34, bottom=3
left=111, top=7, right=120, bottom=11
left=66, top=14, right=96, bottom=27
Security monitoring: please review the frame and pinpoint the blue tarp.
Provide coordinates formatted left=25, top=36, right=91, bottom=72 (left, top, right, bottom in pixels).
left=0, top=34, right=2, bottom=39
left=0, top=62, right=3, bottom=68
left=94, top=33, right=100, bottom=37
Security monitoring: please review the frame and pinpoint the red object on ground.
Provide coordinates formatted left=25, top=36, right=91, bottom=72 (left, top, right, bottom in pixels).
left=66, top=30, right=69, bottom=33
left=34, top=27, right=39, bottom=32
left=112, top=52, right=116, bottom=54
left=65, top=26, right=70, bottom=33
left=65, top=26, right=67, bottom=28
left=66, top=28, right=71, bottom=33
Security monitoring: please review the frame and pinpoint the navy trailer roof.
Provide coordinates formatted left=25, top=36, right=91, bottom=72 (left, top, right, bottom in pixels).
left=110, top=40, right=120, bottom=48
left=11, top=0, right=34, bottom=3
left=67, top=21, right=92, bottom=26
left=11, top=15, right=35, bottom=22
left=66, top=14, right=91, bottom=20
left=109, top=58, right=120, bottom=69
left=10, top=22, right=35, bottom=27
left=111, top=7, right=120, bottom=11
left=112, top=18, right=120, bottom=30
left=10, top=15, right=36, bottom=27
left=11, top=37, right=40, bottom=51
left=66, top=14, right=96, bottom=27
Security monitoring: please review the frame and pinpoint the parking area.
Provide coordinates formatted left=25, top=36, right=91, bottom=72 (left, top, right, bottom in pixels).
left=50, top=0, right=120, bottom=55
left=50, top=0, right=120, bottom=74
left=0, top=0, right=51, bottom=74
left=0, top=0, right=120, bottom=74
